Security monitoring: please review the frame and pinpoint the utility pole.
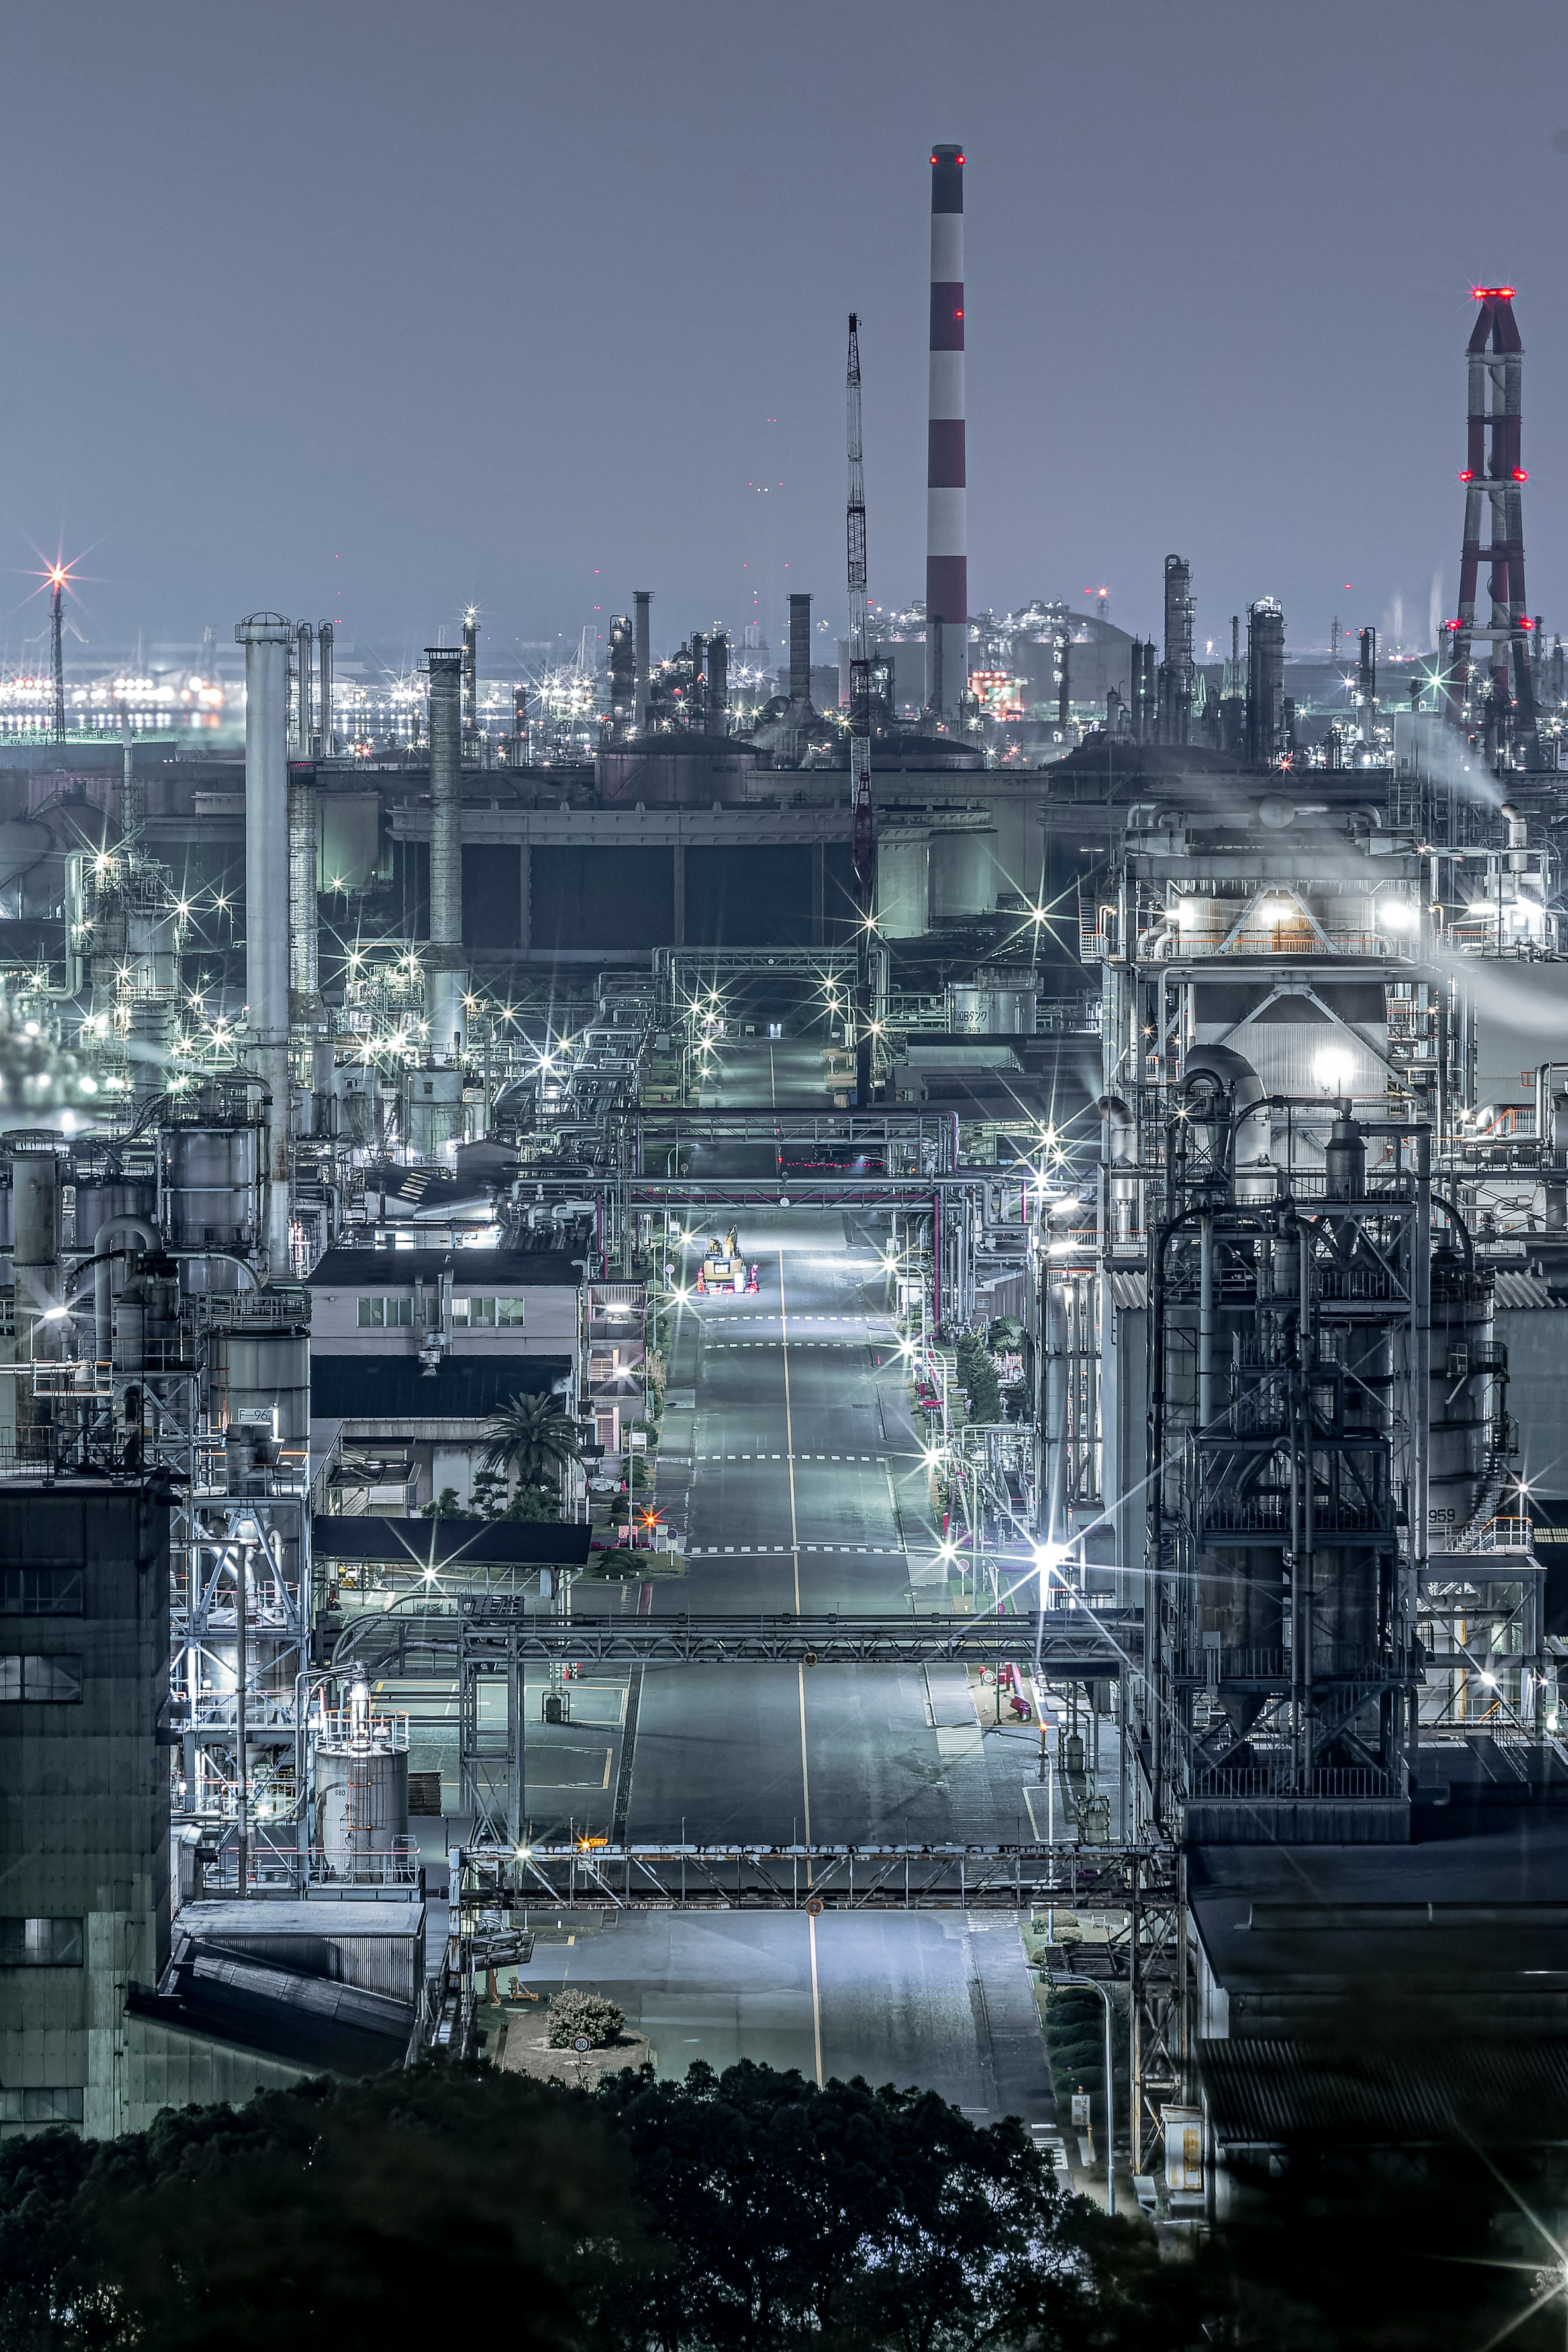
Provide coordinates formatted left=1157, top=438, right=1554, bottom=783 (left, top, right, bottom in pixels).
left=847, top=313, right=877, bottom=1109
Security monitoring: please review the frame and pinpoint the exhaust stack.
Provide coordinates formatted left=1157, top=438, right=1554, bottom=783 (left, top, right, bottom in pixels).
left=925, top=142, right=967, bottom=720
left=236, top=613, right=294, bottom=1270
left=425, top=646, right=467, bottom=1057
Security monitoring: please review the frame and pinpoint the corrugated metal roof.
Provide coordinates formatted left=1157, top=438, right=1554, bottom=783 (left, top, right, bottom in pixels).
left=1494, top=1271, right=1565, bottom=1310
left=1201, top=2035, right=1568, bottom=2147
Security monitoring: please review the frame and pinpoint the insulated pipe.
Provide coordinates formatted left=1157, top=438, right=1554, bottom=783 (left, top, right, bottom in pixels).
left=1042, top=1280, right=1069, bottom=1554
left=236, top=614, right=294, bottom=1272
left=1182, top=1043, right=1273, bottom=1199
left=287, top=760, right=318, bottom=1013
left=86, top=1217, right=160, bottom=1361
left=1097, top=1094, right=1136, bottom=1244
left=425, top=646, right=467, bottom=1057
left=633, top=592, right=651, bottom=732
left=317, top=621, right=334, bottom=754
left=926, top=142, right=967, bottom=718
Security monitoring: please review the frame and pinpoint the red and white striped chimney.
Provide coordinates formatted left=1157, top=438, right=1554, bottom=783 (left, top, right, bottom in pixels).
left=926, top=142, right=966, bottom=719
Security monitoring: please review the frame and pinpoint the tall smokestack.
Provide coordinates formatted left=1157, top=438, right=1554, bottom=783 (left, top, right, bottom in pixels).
left=1246, top=599, right=1285, bottom=768
left=788, top=592, right=813, bottom=706
left=317, top=620, right=334, bottom=754
left=633, top=591, right=652, bottom=731
left=294, top=621, right=314, bottom=755
left=237, top=614, right=294, bottom=1269
left=1157, top=556, right=1194, bottom=744
left=425, top=646, right=467, bottom=1058
left=926, top=142, right=967, bottom=720
left=608, top=614, right=635, bottom=737
left=462, top=607, right=479, bottom=753
left=288, top=759, right=318, bottom=1016
left=708, top=631, right=728, bottom=735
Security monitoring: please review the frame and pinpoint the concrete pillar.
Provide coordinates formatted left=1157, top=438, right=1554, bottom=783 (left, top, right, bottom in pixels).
left=672, top=842, right=686, bottom=946
left=236, top=613, right=294, bottom=1272
left=813, top=841, right=826, bottom=944
left=519, top=837, right=531, bottom=952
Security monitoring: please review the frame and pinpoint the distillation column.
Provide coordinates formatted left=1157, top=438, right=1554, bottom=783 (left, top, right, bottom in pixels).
left=425, top=646, right=467, bottom=1058
left=237, top=614, right=294, bottom=1271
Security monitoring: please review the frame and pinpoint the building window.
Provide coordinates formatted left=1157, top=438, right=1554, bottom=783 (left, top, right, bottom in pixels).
left=451, top=1297, right=497, bottom=1327
left=496, top=1298, right=525, bottom=1327
left=0, top=1918, right=84, bottom=1967
left=357, top=1296, right=415, bottom=1329
left=0, top=1655, right=83, bottom=1703
left=0, top=2087, right=84, bottom=2124
left=0, top=1569, right=83, bottom=1617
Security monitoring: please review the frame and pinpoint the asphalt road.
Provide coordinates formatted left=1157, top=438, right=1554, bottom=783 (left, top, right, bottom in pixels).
left=412, top=1041, right=1077, bottom=2124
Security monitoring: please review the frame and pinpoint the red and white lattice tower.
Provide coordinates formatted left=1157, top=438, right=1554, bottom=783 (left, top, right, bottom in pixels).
left=1444, top=285, right=1541, bottom=765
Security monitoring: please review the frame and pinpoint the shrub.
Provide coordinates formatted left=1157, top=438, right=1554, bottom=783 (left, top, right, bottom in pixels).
left=547, top=1989, right=626, bottom=2048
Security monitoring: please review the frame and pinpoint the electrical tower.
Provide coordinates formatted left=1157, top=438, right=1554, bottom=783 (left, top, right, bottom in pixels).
left=1443, top=286, right=1541, bottom=766
left=847, top=312, right=876, bottom=1109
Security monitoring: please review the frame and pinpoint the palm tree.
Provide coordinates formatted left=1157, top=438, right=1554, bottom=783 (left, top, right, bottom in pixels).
left=479, top=1392, right=583, bottom=1496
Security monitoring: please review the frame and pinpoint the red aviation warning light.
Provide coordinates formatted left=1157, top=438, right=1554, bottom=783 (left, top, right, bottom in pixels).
left=1472, top=285, right=1516, bottom=300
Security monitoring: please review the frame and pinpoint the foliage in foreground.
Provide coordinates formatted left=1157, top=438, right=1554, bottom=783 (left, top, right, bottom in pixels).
left=0, top=2057, right=1201, bottom=2352
left=547, top=1988, right=626, bottom=2048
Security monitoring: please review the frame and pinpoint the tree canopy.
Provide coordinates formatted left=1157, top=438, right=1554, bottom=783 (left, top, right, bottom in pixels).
left=480, top=1391, right=583, bottom=1489
left=0, top=2057, right=1208, bottom=2352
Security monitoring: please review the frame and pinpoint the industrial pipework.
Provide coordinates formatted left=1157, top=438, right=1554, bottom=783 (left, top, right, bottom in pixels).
left=425, top=645, right=467, bottom=1056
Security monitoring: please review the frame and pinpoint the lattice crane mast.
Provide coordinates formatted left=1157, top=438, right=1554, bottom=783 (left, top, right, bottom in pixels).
left=847, top=313, right=876, bottom=1106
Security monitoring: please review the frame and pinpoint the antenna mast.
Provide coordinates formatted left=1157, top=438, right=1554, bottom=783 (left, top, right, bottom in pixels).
left=847, top=314, right=876, bottom=1107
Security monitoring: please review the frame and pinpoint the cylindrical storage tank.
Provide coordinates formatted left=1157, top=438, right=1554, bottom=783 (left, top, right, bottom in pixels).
left=314, top=1745, right=409, bottom=1869
left=946, top=975, right=1038, bottom=1034
left=210, top=1327, right=310, bottom=1444
left=1429, top=1257, right=1496, bottom=1546
left=929, top=830, right=996, bottom=919
left=405, top=1065, right=466, bottom=1158
left=166, top=1124, right=258, bottom=1249
left=73, top=1178, right=156, bottom=1252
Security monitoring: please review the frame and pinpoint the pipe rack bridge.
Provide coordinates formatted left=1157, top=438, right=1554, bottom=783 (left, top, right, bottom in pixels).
left=468, top=1840, right=1169, bottom=1914
left=338, top=1604, right=1139, bottom=1673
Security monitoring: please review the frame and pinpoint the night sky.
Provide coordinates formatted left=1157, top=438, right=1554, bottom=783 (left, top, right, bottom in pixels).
left=5, top=0, right=1568, bottom=674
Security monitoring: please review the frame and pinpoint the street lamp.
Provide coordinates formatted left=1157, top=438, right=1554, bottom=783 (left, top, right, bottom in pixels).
left=1046, top=1969, right=1116, bottom=2216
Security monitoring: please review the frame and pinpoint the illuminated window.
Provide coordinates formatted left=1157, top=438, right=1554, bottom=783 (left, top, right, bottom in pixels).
left=0, top=1655, right=83, bottom=1702
left=357, top=1296, right=415, bottom=1329
left=0, top=2087, right=83, bottom=2123
left=0, top=1918, right=83, bottom=1966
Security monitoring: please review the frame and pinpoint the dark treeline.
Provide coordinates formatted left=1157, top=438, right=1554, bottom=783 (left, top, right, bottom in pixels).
left=0, top=2057, right=1563, bottom=2350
